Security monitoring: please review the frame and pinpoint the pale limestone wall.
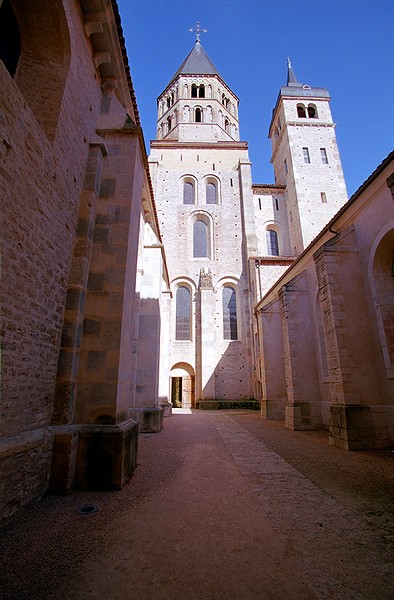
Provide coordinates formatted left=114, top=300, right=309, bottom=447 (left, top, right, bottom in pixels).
left=256, top=154, right=394, bottom=445
left=150, top=144, right=254, bottom=402
left=271, top=97, right=348, bottom=254
left=252, top=189, right=291, bottom=257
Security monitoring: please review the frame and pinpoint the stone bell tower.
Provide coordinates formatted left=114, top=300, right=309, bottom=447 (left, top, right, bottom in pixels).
left=149, top=24, right=256, bottom=409
left=269, top=60, right=348, bottom=255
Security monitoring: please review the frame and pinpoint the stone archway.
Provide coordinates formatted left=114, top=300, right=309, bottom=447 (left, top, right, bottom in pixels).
left=170, top=363, right=195, bottom=409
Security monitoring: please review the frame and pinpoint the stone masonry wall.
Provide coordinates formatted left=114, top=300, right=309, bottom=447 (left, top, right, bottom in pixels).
left=0, top=0, right=105, bottom=522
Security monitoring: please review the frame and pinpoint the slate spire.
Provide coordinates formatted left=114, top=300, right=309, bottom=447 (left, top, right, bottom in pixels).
left=287, top=57, right=302, bottom=86
left=168, top=40, right=221, bottom=85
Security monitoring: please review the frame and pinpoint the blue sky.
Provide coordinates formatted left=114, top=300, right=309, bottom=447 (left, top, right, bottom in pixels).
left=117, top=0, right=393, bottom=196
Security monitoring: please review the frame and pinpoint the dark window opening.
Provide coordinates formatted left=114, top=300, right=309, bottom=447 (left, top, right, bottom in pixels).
left=308, top=105, right=317, bottom=118
left=183, top=181, right=194, bottom=205
left=176, top=287, right=191, bottom=340
left=266, top=229, right=279, bottom=256
left=191, top=84, right=198, bottom=98
left=193, top=220, right=208, bottom=257
left=206, top=182, right=217, bottom=204
left=223, top=287, right=238, bottom=340
left=0, top=0, right=21, bottom=78
left=199, top=85, right=205, bottom=98
left=297, top=104, right=306, bottom=118
left=195, top=108, right=202, bottom=122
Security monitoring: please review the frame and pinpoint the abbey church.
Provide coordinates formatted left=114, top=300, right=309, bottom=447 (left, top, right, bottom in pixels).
left=1, top=0, right=393, bottom=524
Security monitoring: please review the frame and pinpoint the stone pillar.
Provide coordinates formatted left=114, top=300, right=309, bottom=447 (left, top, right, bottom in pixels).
left=314, top=229, right=389, bottom=449
left=134, top=241, right=163, bottom=410
left=258, top=299, right=287, bottom=421
left=50, top=115, right=143, bottom=491
left=279, top=272, right=322, bottom=430
left=50, top=140, right=106, bottom=494
left=198, top=268, right=216, bottom=400
left=158, top=288, right=172, bottom=411
left=133, top=237, right=165, bottom=432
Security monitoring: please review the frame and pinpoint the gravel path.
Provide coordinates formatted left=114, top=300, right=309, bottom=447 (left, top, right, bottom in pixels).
left=1, top=410, right=393, bottom=599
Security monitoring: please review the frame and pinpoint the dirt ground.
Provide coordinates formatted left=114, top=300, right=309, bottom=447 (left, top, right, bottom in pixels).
left=1, top=410, right=393, bottom=600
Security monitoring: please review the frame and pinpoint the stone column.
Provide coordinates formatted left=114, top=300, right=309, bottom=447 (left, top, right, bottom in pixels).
left=198, top=268, right=216, bottom=401
left=279, top=272, right=322, bottom=430
left=50, top=117, right=143, bottom=492
left=258, top=299, right=287, bottom=421
left=314, top=229, right=389, bottom=449
left=134, top=239, right=165, bottom=432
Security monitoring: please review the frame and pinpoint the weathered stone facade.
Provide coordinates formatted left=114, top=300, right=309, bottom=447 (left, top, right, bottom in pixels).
left=0, top=0, right=167, bottom=523
left=256, top=153, right=394, bottom=449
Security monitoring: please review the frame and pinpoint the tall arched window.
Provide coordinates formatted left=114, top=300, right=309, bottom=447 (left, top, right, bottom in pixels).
left=195, top=108, right=202, bottom=123
left=206, top=182, right=217, bottom=204
left=297, top=104, right=306, bottom=118
left=176, top=286, right=191, bottom=340
left=223, top=287, right=238, bottom=340
left=193, top=220, right=208, bottom=257
left=0, top=0, right=21, bottom=77
left=266, top=229, right=279, bottom=256
left=191, top=84, right=198, bottom=98
left=199, top=84, right=205, bottom=98
left=183, top=181, right=194, bottom=205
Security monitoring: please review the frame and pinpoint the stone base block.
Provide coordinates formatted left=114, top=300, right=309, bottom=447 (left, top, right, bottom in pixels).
left=198, top=400, right=219, bottom=410
left=329, top=404, right=391, bottom=450
left=139, top=407, right=164, bottom=432
left=160, top=401, right=173, bottom=417
left=261, top=397, right=286, bottom=421
left=285, top=402, right=320, bottom=430
left=75, top=418, right=138, bottom=490
left=48, top=427, right=78, bottom=495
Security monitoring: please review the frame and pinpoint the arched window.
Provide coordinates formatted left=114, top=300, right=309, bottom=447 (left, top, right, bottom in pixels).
left=297, top=104, right=306, bottom=118
left=206, top=182, right=217, bottom=205
left=195, top=108, right=202, bottom=123
left=0, top=0, right=21, bottom=77
left=191, top=84, right=198, bottom=98
left=199, top=85, right=205, bottom=98
left=308, top=104, right=317, bottom=118
left=224, top=118, right=229, bottom=132
left=223, top=287, right=238, bottom=340
left=193, top=220, right=208, bottom=257
left=176, top=286, right=191, bottom=340
left=183, top=181, right=194, bottom=205
left=167, top=116, right=172, bottom=132
left=266, top=229, right=279, bottom=256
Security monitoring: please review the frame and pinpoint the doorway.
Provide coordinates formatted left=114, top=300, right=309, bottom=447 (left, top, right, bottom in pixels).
left=170, top=364, right=195, bottom=409
left=171, top=377, right=183, bottom=408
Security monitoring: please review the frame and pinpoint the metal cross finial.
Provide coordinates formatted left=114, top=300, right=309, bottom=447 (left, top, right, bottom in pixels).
left=188, top=21, right=207, bottom=42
